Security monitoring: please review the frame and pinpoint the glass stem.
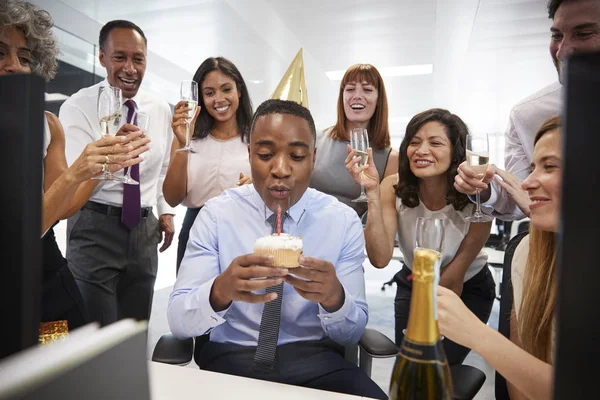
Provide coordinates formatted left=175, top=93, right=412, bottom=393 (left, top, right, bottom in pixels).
left=475, top=189, right=482, bottom=215
left=360, top=171, right=366, bottom=197
left=185, top=120, right=190, bottom=148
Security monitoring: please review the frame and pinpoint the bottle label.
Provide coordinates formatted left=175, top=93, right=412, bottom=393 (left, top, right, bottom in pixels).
left=399, top=339, right=446, bottom=365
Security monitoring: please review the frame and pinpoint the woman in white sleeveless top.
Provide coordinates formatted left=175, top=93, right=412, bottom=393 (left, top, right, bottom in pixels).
left=163, top=57, right=253, bottom=272
left=1, top=0, right=150, bottom=329
left=437, top=116, right=561, bottom=399
left=346, top=108, right=495, bottom=366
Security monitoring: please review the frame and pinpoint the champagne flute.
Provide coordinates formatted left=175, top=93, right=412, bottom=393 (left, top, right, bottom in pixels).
left=414, top=216, right=444, bottom=323
left=121, top=110, right=150, bottom=185
left=464, top=134, right=494, bottom=222
left=350, top=128, right=372, bottom=202
left=95, top=86, right=123, bottom=181
left=415, top=217, right=444, bottom=254
left=175, top=80, right=198, bottom=153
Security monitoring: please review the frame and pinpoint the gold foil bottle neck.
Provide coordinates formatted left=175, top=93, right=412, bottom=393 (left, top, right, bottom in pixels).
left=404, top=248, right=441, bottom=344
left=411, top=248, right=440, bottom=283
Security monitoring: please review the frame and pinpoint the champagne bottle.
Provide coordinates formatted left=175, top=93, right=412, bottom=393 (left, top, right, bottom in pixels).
left=389, top=248, right=453, bottom=399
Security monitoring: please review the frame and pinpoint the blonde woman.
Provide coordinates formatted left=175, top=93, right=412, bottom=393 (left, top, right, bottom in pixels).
left=437, top=116, right=561, bottom=400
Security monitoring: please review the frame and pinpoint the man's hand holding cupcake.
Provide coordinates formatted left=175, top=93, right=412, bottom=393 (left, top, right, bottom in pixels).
left=284, top=256, right=345, bottom=313
left=209, top=254, right=289, bottom=311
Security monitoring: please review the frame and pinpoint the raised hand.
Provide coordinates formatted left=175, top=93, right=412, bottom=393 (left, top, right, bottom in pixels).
left=171, top=100, right=200, bottom=147
left=494, top=169, right=530, bottom=216
left=454, top=161, right=497, bottom=195
left=237, top=172, right=253, bottom=186
left=345, top=145, right=379, bottom=192
left=70, top=129, right=150, bottom=183
left=437, top=285, right=486, bottom=350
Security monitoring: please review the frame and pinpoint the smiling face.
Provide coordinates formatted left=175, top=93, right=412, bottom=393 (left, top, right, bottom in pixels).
left=550, top=0, right=600, bottom=82
left=0, top=26, right=32, bottom=76
left=406, top=121, right=453, bottom=180
left=201, top=69, right=240, bottom=125
left=99, top=28, right=146, bottom=99
left=343, top=80, right=378, bottom=129
left=250, top=113, right=316, bottom=212
left=521, top=129, right=562, bottom=232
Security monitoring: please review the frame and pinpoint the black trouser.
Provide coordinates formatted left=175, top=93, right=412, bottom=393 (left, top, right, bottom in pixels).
left=199, top=339, right=388, bottom=399
left=41, top=226, right=88, bottom=330
left=394, top=265, right=496, bottom=366
left=66, top=202, right=160, bottom=326
left=176, top=207, right=202, bottom=274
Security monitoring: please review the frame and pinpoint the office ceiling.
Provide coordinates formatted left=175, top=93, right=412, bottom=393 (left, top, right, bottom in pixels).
left=36, top=0, right=558, bottom=148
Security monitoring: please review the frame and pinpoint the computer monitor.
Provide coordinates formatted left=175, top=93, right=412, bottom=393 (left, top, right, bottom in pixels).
left=0, top=320, right=151, bottom=399
left=554, top=51, right=600, bottom=399
left=0, top=74, right=45, bottom=359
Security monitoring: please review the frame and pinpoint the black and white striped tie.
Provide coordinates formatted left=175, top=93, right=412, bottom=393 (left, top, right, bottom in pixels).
left=253, top=212, right=288, bottom=370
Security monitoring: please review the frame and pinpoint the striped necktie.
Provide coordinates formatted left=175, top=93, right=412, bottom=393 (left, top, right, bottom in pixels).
left=253, top=212, right=288, bottom=370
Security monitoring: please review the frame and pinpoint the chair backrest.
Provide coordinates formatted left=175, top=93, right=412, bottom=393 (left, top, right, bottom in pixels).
left=509, top=218, right=530, bottom=239
left=495, top=231, right=528, bottom=400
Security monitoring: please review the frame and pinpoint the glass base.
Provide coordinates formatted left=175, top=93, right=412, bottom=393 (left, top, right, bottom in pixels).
left=175, top=146, right=196, bottom=153
left=464, top=213, right=494, bottom=223
left=121, top=176, right=139, bottom=185
left=351, top=195, right=373, bottom=203
left=92, top=172, right=124, bottom=182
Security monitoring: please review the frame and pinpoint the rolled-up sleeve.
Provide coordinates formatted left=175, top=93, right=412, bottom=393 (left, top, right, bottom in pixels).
left=167, top=205, right=229, bottom=338
left=318, top=213, right=368, bottom=345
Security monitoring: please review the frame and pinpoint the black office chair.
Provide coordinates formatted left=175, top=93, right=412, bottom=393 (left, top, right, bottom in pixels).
left=152, top=328, right=486, bottom=399
left=494, top=231, right=528, bottom=400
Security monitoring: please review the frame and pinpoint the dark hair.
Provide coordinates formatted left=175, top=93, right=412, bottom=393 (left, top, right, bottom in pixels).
left=191, top=57, right=253, bottom=143
left=394, top=108, right=470, bottom=210
left=329, top=64, right=390, bottom=149
left=250, top=99, right=316, bottom=145
left=547, top=0, right=577, bottom=19
left=99, top=20, right=147, bottom=51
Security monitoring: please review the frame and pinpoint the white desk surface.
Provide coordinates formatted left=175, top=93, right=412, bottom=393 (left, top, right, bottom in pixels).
left=148, top=361, right=373, bottom=399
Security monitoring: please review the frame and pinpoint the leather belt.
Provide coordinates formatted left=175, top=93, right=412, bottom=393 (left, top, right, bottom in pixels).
left=83, top=201, right=152, bottom=218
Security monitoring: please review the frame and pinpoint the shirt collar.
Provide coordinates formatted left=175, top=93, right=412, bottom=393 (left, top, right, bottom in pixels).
left=249, top=185, right=311, bottom=224
left=101, top=79, right=143, bottom=105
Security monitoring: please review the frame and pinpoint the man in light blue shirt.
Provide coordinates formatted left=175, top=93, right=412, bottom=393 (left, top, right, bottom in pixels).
left=168, top=99, right=386, bottom=399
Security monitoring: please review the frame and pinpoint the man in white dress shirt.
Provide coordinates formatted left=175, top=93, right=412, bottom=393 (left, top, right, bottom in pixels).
left=454, top=0, right=600, bottom=220
left=59, top=20, right=175, bottom=326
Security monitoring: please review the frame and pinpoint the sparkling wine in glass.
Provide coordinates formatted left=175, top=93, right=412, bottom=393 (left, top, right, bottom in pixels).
left=122, top=111, right=150, bottom=185
left=465, top=134, right=493, bottom=222
left=350, top=127, right=372, bottom=202
left=95, top=85, right=123, bottom=181
left=175, top=80, right=198, bottom=153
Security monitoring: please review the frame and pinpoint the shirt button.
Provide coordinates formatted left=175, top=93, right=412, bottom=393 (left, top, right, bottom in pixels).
left=211, top=316, right=218, bottom=322
left=324, top=316, right=331, bottom=320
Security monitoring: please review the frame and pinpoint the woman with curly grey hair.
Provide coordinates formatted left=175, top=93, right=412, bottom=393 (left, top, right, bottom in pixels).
left=0, top=0, right=58, bottom=80
left=0, top=0, right=151, bottom=330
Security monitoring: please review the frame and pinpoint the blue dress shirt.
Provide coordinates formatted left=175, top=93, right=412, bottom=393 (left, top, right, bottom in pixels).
left=167, top=185, right=368, bottom=346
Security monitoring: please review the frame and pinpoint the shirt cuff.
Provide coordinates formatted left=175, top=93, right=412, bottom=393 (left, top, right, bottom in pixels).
left=481, top=181, right=499, bottom=207
left=182, top=277, right=229, bottom=334
left=317, top=287, right=352, bottom=324
left=157, top=199, right=176, bottom=217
